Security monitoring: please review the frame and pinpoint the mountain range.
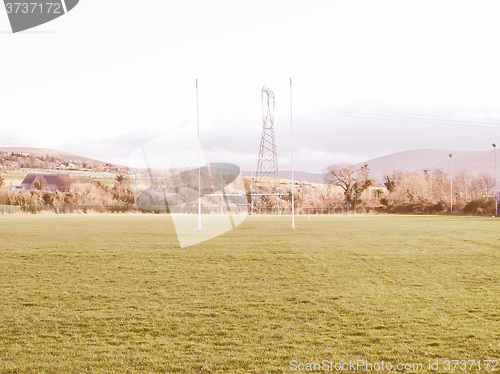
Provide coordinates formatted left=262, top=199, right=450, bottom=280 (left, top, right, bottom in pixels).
left=248, top=149, right=497, bottom=184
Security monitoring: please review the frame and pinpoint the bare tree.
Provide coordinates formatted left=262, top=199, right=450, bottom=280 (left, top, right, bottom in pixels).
left=34, top=176, right=47, bottom=191
left=475, top=172, right=495, bottom=198
left=382, top=169, right=450, bottom=205
left=403, top=173, right=430, bottom=203
left=324, top=163, right=372, bottom=208
left=426, top=169, right=448, bottom=203
left=454, top=169, right=475, bottom=204
left=116, top=173, right=128, bottom=184
left=381, top=170, right=407, bottom=204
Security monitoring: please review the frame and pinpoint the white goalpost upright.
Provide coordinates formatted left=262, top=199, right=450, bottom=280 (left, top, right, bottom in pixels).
left=196, top=79, right=202, bottom=230
left=290, top=77, right=295, bottom=229
left=196, top=78, right=296, bottom=229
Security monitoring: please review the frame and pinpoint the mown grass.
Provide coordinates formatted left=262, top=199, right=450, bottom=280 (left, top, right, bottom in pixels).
left=0, top=214, right=499, bottom=373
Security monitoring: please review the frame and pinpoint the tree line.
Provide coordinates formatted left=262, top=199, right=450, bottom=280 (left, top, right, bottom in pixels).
left=0, top=177, right=134, bottom=209
left=0, top=164, right=497, bottom=215
left=323, top=163, right=497, bottom=215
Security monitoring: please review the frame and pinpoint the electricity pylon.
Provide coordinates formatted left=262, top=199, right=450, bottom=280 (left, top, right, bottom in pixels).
left=254, top=86, right=280, bottom=213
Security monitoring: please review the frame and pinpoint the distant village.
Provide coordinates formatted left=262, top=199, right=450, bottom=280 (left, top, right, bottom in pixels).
left=0, top=151, right=134, bottom=211
left=0, top=150, right=130, bottom=190
left=0, top=150, right=125, bottom=174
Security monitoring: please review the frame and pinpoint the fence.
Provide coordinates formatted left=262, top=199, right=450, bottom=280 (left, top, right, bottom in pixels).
left=252, top=206, right=367, bottom=215
left=0, top=204, right=367, bottom=215
left=0, top=205, right=22, bottom=214
left=0, top=205, right=138, bottom=214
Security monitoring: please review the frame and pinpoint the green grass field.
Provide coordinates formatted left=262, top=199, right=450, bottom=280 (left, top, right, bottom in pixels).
left=0, top=214, right=499, bottom=373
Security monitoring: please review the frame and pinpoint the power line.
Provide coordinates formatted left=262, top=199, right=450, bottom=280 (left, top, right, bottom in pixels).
left=320, top=108, right=500, bottom=129
left=336, top=107, right=500, bottom=124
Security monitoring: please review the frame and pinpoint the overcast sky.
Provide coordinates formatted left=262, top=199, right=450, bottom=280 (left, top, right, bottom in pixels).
left=1, top=1, right=500, bottom=173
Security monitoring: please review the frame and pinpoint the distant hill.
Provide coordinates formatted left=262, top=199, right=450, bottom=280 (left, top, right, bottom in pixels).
left=245, top=149, right=498, bottom=185
left=0, top=147, right=110, bottom=167
left=278, top=170, right=325, bottom=184
left=242, top=170, right=325, bottom=184
left=356, top=149, right=496, bottom=183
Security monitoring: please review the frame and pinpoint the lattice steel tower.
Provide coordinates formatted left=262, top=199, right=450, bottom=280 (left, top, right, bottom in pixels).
left=254, top=86, right=280, bottom=212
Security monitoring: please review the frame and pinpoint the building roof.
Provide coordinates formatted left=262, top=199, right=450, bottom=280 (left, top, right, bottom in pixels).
left=22, top=173, right=37, bottom=185
left=21, top=173, right=70, bottom=189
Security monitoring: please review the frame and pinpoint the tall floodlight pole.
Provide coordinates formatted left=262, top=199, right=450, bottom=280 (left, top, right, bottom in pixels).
left=290, top=78, right=295, bottom=229
left=449, top=153, right=453, bottom=213
left=196, top=79, right=201, bottom=229
left=493, top=143, right=497, bottom=216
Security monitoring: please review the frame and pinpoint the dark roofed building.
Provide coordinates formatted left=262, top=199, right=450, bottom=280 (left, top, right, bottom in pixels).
left=21, top=174, right=71, bottom=192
